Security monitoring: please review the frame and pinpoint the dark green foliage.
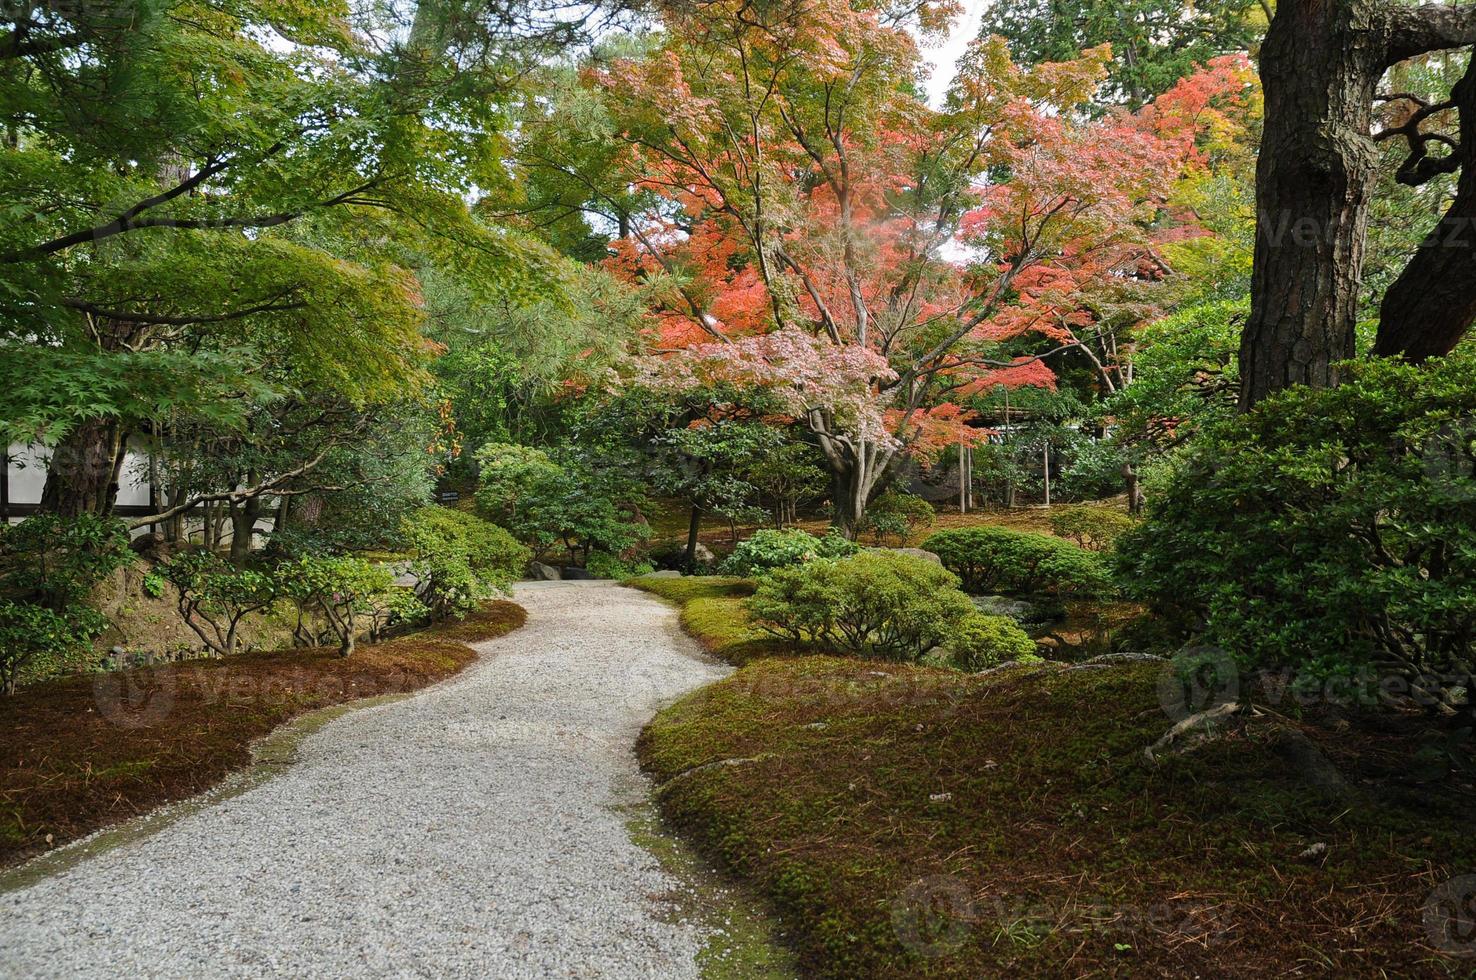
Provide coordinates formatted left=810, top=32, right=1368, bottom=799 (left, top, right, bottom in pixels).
left=0, top=514, right=132, bottom=612
left=1116, top=354, right=1476, bottom=714
left=922, top=527, right=1116, bottom=597
left=399, top=507, right=530, bottom=620
left=1049, top=506, right=1139, bottom=552
left=978, top=0, right=1261, bottom=107
left=0, top=515, right=133, bottom=691
left=948, top=613, right=1039, bottom=671
left=721, top=529, right=860, bottom=577
left=748, top=551, right=975, bottom=662
left=473, top=441, right=646, bottom=565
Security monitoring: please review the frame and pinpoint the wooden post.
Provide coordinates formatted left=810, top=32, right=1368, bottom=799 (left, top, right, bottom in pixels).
left=1002, top=387, right=1013, bottom=509
left=959, top=439, right=967, bottom=514
left=1042, top=441, right=1051, bottom=507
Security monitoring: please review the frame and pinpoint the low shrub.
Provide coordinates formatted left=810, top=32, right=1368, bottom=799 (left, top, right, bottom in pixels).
left=364, top=587, right=430, bottom=643
left=1048, top=505, right=1138, bottom=553
left=160, top=551, right=279, bottom=657
left=948, top=613, right=1038, bottom=672
left=0, top=603, right=88, bottom=695
left=585, top=551, right=655, bottom=580
left=1116, top=353, right=1476, bottom=718
left=0, top=514, right=132, bottom=690
left=720, top=528, right=858, bottom=577
left=748, top=551, right=974, bottom=662
left=858, top=490, right=935, bottom=544
left=399, top=507, right=529, bottom=620
left=922, top=526, right=1115, bottom=597
left=276, top=555, right=394, bottom=657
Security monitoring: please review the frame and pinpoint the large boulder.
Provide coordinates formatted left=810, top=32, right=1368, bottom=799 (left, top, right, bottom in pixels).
left=528, top=561, right=561, bottom=581
left=692, top=542, right=716, bottom=564
left=560, top=566, right=594, bottom=580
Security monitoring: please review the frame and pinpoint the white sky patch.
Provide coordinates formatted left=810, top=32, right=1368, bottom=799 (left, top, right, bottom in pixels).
left=920, top=0, right=992, bottom=107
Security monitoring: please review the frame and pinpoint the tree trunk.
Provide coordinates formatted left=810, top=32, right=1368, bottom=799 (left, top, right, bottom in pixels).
left=229, top=495, right=263, bottom=565
left=683, top=505, right=702, bottom=567
left=38, top=419, right=126, bottom=517
left=1240, top=0, right=1382, bottom=409
left=1376, top=60, right=1476, bottom=361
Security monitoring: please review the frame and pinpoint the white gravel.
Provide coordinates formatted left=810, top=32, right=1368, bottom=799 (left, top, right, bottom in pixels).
left=0, top=581, right=731, bottom=979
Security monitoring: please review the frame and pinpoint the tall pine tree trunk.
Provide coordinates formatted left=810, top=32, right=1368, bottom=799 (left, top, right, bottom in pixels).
left=1240, top=0, right=1380, bottom=408
left=38, top=418, right=126, bottom=517
left=1241, top=0, right=1476, bottom=405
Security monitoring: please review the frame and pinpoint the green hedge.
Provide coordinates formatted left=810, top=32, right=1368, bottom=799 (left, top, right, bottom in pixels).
left=921, top=526, right=1115, bottom=597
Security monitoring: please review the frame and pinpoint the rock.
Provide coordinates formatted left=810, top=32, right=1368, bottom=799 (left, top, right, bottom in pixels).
left=971, top=594, right=1060, bottom=626
left=646, top=570, right=683, bottom=579
left=692, top=543, right=716, bottom=564
left=528, top=562, right=561, bottom=581
left=869, top=547, right=942, bottom=565
left=1298, top=842, right=1328, bottom=862
left=560, top=566, right=594, bottom=580
left=129, top=533, right=172, bottom=560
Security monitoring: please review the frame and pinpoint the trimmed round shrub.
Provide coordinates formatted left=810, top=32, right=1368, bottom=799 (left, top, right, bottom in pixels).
left=921, top=526, right=1116, bottom=597
left=1116, top=353, right=1476, bottom=716
left=859, top=490, right=936, bottom=544
left=1049, top=506, right=1139, bottom=553
left=721, top=528, right=859, bottom=577
left=747, top=551, right=974, bottom=662
left=948, top=613, right=1038, bottom=672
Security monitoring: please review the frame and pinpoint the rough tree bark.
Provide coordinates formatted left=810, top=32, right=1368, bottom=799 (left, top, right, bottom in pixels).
left=37, top=417, right=126, bottom=517
left=1241, top=0, right=1476, bottom=408
left=1375, top=59, right=1476, bottom=361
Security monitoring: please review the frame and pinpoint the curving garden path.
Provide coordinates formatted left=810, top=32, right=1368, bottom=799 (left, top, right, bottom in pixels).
left=0, top=581, right=731, bottom=979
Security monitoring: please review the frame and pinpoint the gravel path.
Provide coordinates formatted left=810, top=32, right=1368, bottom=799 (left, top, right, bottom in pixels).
left=0, top=581, right=731, bottom=979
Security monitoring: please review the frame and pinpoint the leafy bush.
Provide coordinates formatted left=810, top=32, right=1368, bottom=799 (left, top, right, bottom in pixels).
left=160, top=551, right=279, bottom=656
left=948, top=613, right=1038, bottom=672
left=0, top=514, right=133, bottom=690
left=1116, top=353, right=1476, bottom=716
left=1049, top=506, right=1139, bottom=553
left=474, top=441, right=646, bottom=564
left=1053, top=435, right=1130, bottom=502
left=721, top=528, right=859, bottom=577
left=859, top=490, right=935, bottom=544
left=748, top=551, right=974, bottom=662
left=0, top=513, right=132, bottom=611
left=586, top=551, right=655, bottom=580
left=0, top=603, right=90, bottom=694
left=399, top=507, right=529, bottom=620
left=922, top=526, right=1116, bottom=597
left=276, top=555, right=394, bottom=656
left=364, top=587, right=430, bottom=643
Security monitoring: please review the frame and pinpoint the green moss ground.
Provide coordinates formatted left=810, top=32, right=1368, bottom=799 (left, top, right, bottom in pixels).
left=628, top=576, right=825, bottom=665
left=638, top=656, right=1476, bottom=977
